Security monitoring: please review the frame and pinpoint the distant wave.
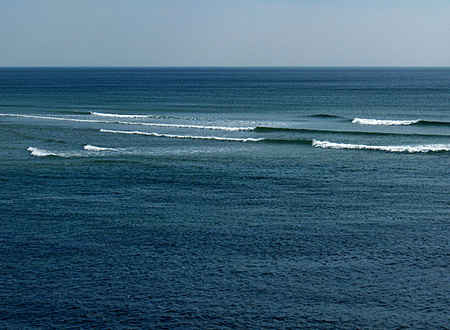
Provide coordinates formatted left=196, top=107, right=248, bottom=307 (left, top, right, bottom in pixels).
left=90, top=111, right=185, bottom=120
left=116, top=120, right=254, bottom=131
left=83, top=144, right=118, bottom=151
left=0, top=113, right=253, bottom=131
left=308, top=114, right=342, bottom=119
left=312, top=140, right=450, bottom=153
left=100, top=129, right=264, bottom=142
left=28, top=145, right=118, bottom=157
left=416, top=120, right=450, bottom=127
left=0, top=113, right=104, bottom=123
left=91, top=112, right=161, bottom=119
left=254, top=126, right=447, bottom=137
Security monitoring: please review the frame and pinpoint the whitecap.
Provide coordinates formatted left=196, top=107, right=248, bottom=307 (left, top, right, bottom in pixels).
left=83, top=144, right=118, bottom=151
left=312, top=140, right=450, bottom=153
left=1, top=113, right=103, bottom=123
left=90, top=112, right=152, bottom=119
left=27, top=147, right=65, bottom=157
left=352, top=118, right=420, bottom=126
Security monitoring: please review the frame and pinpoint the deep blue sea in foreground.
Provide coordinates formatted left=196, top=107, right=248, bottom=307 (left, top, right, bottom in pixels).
left=0, top=67, right=449, bottom=329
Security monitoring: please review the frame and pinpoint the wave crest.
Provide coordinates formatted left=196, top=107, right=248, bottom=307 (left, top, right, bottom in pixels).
left=312, top=140, right=450, bottom=153
left=100, top=129, right=263, bottom=142
left=0, top=113, right=253, bottom=131
left=91, top=112, right=158, bottom=119
left=83, top=144, right=118, bottom=151
left=352, top=118, right=420, bottom=126
left=116, top=121, right=254, bottom=131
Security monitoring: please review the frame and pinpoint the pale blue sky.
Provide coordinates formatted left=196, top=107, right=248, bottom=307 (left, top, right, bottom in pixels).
left=1, top=0, right=449, bottom=66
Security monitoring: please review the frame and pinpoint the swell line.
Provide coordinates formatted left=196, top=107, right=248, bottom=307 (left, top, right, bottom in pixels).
left=0, top=113, right=254, bottom=131
left=99, top=129, right=313, bottom=145
left=115, top=120, right=254, bottom=131
left=254, top=126, right=448, bottom=137
left=0, top=113, right=106, bottom=123
left=100, top=129, right=264, bottom=142
left=308, top=114, right=343, bottom=119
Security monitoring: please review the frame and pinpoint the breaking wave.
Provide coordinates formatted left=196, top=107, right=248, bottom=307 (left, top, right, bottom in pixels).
left=28, top=145, right=118, bottom=157
left=100, top=129, right=264, bottom=142
left=27, top=147, right=58, bottom=157
left=352, top=118, right=450, bottom=127
left=91, top=112, right=165, bottom=119
left=312, top=140, right=450, bottom=153
left=352, top=118, right=420, bottom=126
left=26, top=147, right=76, bottom=158
left=83, top=144, right=118, bottom=151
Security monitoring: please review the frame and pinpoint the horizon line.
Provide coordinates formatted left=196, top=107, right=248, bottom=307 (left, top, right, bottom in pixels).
left=1, top=65, right=449, bottom=69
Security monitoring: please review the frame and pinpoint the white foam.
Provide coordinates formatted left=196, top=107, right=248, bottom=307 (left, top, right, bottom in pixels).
left=312, top=140, right=450, bottom=153
left=91, top=112, right=153, bottom=119
left=83, top=144, right=118, bottom=151
left=100, top=129, right=264, bottom=142
left=352, top=118, right=420, bottom=126
left=27, top=147, right=62, bottom=157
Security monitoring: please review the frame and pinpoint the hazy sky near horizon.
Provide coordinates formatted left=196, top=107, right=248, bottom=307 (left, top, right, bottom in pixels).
left=1, top=0, right=449, bottom=66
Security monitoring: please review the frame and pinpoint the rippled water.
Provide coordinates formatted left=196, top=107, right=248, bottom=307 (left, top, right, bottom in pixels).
left=0, top=67, right=449, bottom=328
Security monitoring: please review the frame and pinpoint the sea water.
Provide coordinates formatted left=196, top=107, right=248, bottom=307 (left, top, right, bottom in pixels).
left=0, top=67, right=449, bottom=328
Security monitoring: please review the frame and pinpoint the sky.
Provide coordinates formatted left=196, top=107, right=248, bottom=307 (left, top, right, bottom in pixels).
left=1, top=0, right=449, bottom=66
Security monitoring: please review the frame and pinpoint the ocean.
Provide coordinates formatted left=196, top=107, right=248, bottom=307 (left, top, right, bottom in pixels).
left=0, top=67, right=449, bottom=329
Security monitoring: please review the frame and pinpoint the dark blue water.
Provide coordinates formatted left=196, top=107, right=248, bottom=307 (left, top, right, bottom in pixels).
left=1, top=68, right=449, bottom=328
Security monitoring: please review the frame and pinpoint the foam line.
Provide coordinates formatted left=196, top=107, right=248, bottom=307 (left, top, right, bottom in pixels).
left=91, top=112, right=156, bottom=119
left=100, top=129, right=264, bottom=142
left=312, top=140, right=450, bottom=153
